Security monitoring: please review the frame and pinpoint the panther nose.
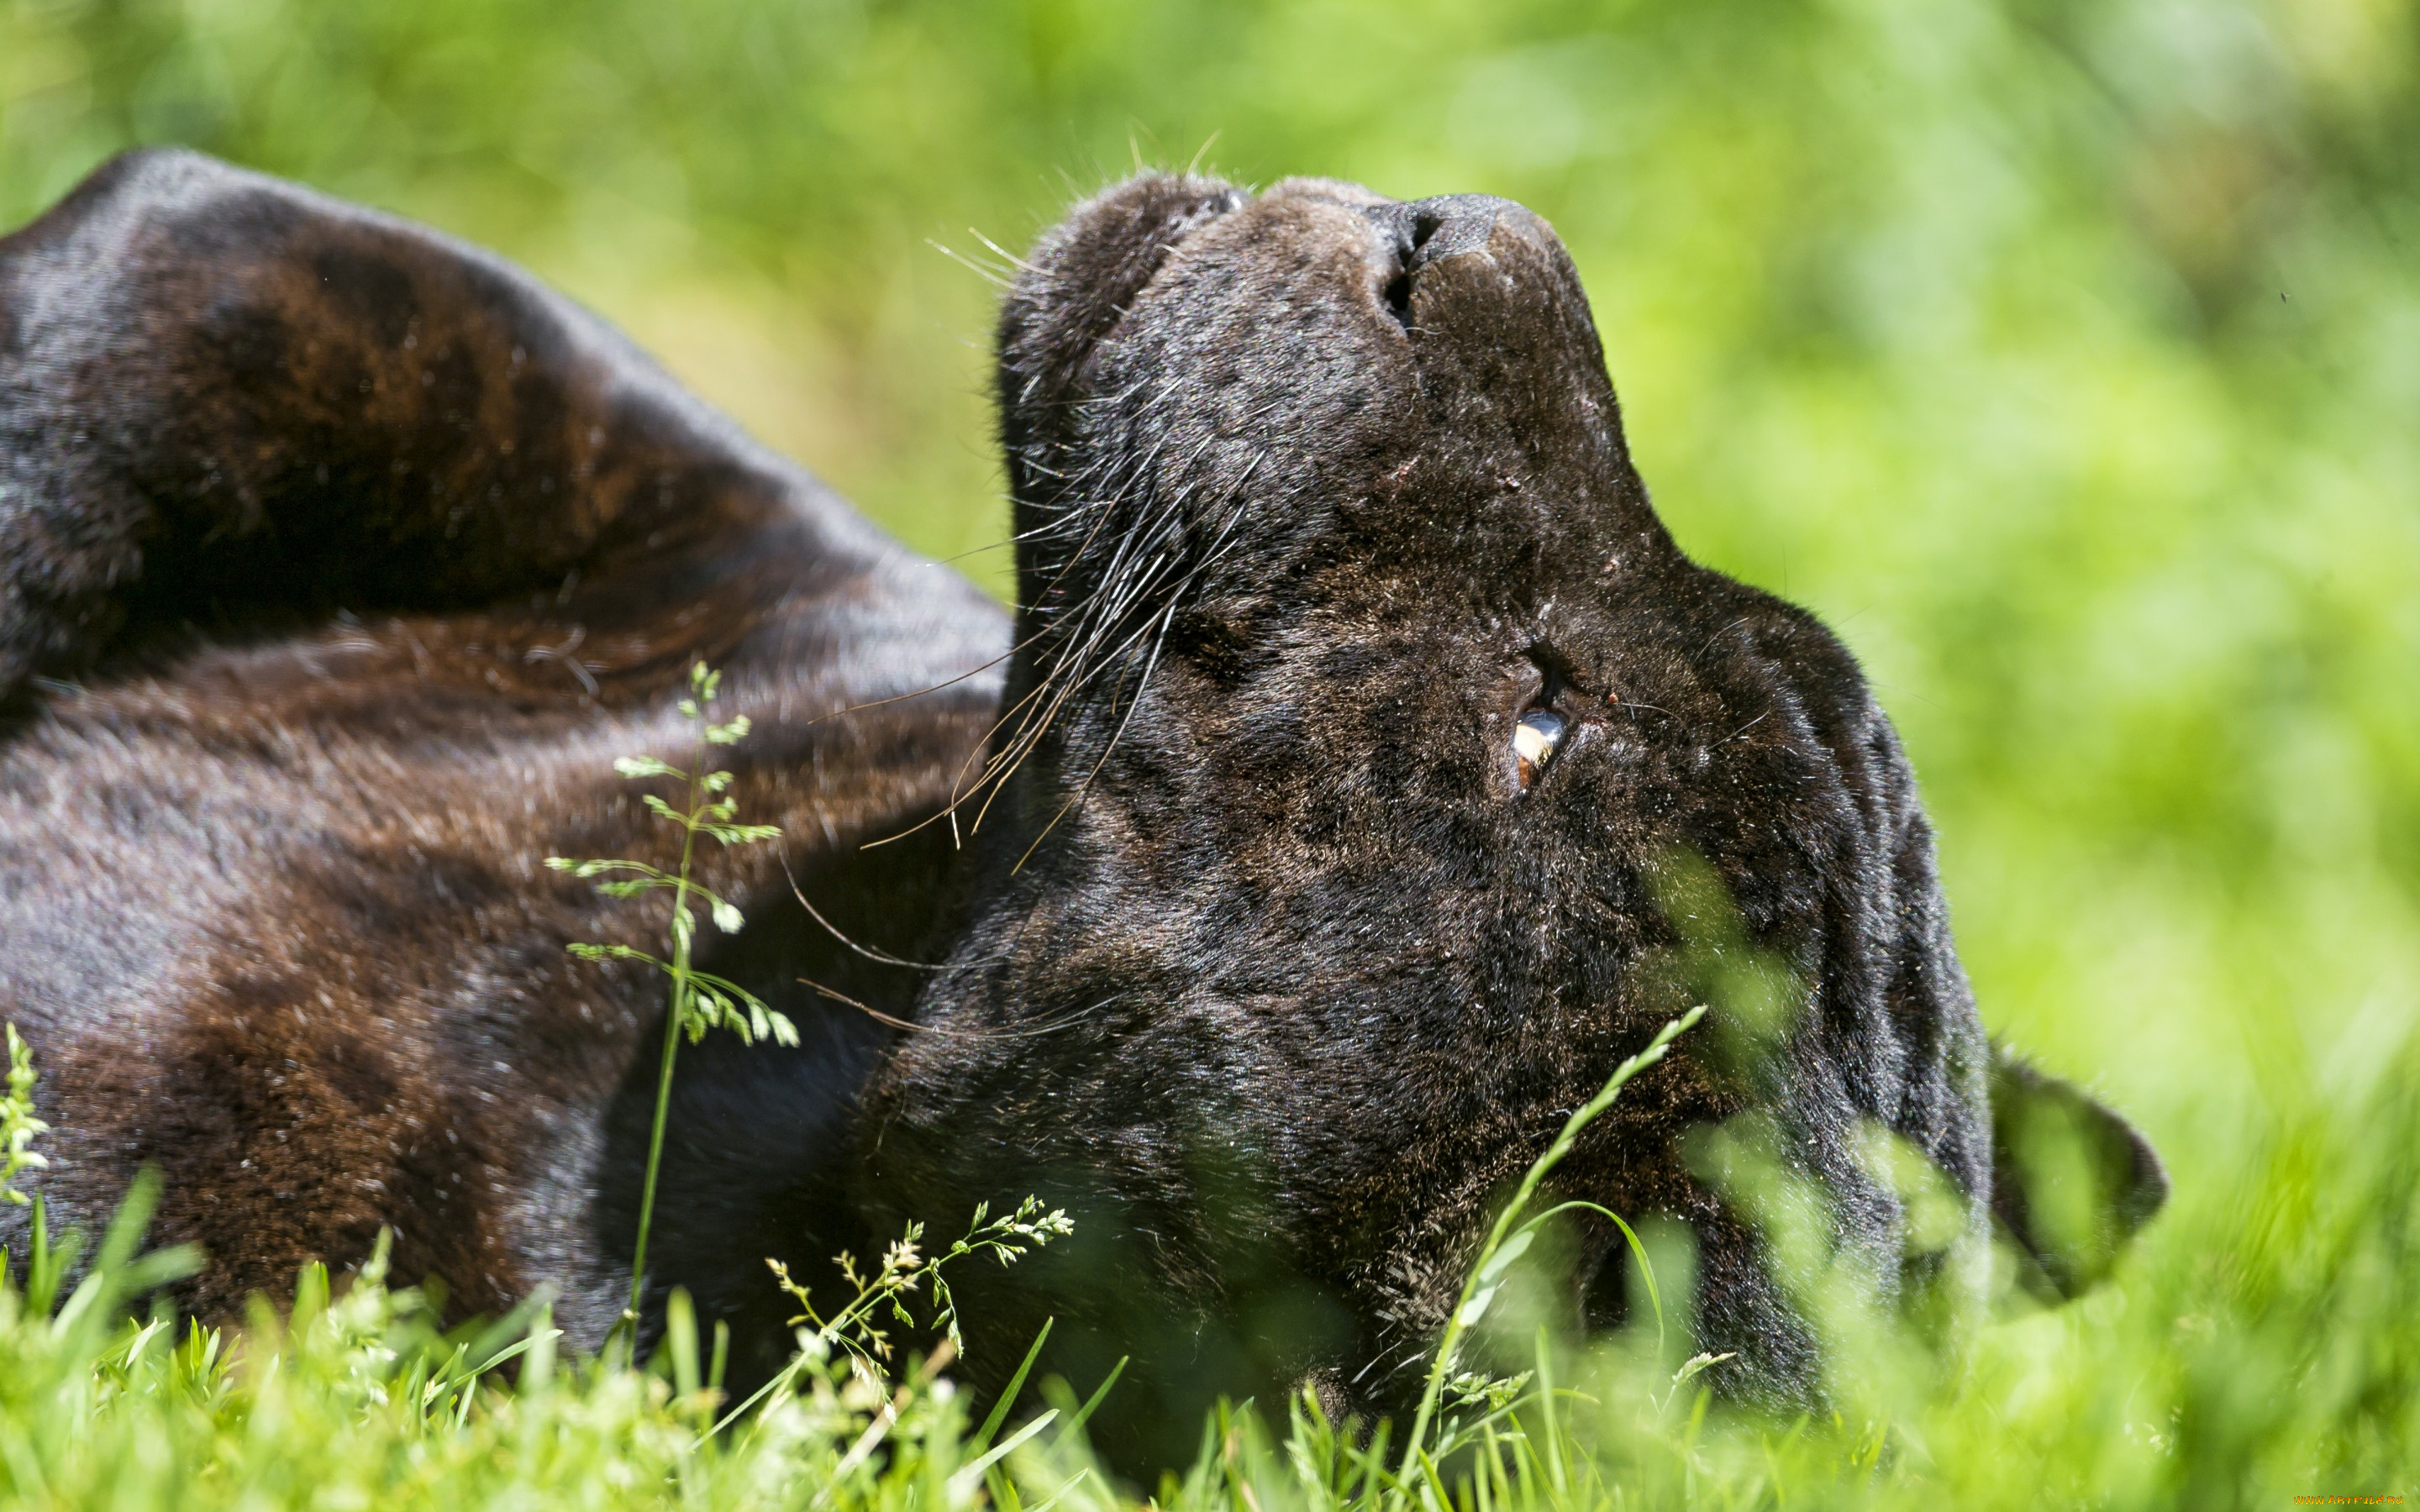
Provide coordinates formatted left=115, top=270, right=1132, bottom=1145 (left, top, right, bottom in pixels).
left=1365, top=195, right=1533, bottom=329
left=1365, top=194, right=1520, bottom=274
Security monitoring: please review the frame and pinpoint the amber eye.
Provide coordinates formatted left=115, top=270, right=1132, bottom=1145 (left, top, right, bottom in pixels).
left=1512, top=709, right=1566, bottom=792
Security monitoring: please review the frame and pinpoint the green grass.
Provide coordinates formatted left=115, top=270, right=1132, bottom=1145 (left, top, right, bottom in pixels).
left=0, top=1011, right=2411, bottom=1509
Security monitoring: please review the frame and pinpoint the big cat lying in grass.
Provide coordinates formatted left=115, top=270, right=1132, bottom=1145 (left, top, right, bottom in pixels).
left=0, top=150, right=2160, bottom=1473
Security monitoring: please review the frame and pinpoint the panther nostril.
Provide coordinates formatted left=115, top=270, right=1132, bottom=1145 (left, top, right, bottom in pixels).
left=1399, top=195, right=1509, bottom=270
left=1381, top=265, right=1415, bottom=330
left=1365, top=196, right=1515, bottom=332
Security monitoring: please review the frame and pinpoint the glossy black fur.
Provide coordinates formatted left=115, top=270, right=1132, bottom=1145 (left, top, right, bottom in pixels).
left=864, top=177, right=2025, bottom=1459
left=0, top=153, right=2160, bottom=1471
left=0, top=149, right=1003, bottom=1353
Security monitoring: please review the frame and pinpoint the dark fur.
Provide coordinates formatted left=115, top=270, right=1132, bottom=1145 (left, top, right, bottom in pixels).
left=0, top=153, right=2160, bottom=1465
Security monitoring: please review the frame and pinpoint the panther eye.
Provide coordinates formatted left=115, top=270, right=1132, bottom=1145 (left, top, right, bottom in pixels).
left=1512, top=709, right=1566, bottom=792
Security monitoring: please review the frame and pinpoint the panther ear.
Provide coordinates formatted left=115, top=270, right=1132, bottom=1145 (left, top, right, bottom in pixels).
left=1989, top=1046, right=2168, bottom=1305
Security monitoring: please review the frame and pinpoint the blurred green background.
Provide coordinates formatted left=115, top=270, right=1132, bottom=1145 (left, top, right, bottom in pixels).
left=2, top=0, right=2415, bottom=1249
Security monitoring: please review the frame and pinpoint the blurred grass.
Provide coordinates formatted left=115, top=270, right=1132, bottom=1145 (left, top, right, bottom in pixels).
left=3, top=0, right=2417, bottom=1503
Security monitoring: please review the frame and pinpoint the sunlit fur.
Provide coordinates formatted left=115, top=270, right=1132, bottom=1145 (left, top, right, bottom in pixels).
left=0, top=155, right=2160, bottom=1477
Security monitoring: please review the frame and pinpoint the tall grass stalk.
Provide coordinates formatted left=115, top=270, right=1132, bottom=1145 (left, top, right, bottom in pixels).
left=1397, top=1004, right=1705, bottom=1488
left=548, top=662, right=797, bottom=1337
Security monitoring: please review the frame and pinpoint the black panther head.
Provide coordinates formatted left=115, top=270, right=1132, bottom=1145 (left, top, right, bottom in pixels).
left=858, top=174, right=2160, bottom=1467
